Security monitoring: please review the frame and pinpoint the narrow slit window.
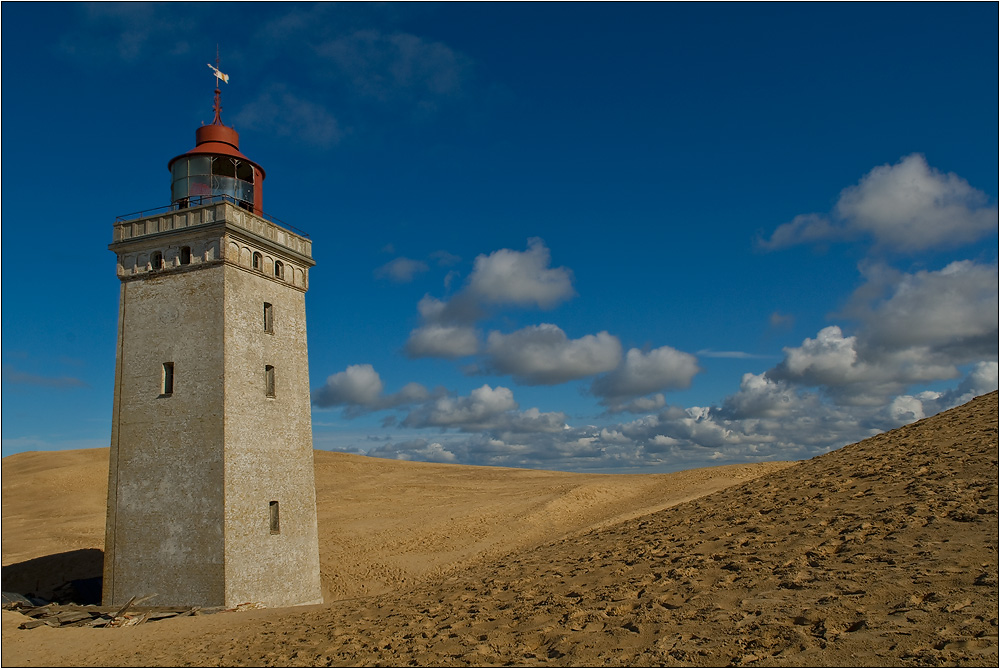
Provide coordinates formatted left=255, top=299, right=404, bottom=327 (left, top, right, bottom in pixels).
left=162, top=362, right=174, bottom=395
left=269, top=501, right=280, bottom=534
left=265, top=365, right=275, bottom=398
left=274, top=261, right=284, bottom=279
left=180, top=246, right=192, bottom=265
left=252, top=252, right=262, bottom=271
left=263, top=302, right=273, bottom=333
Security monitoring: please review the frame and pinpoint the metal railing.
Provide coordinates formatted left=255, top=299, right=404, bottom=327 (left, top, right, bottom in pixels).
left=114, top=194, right=310, bottom=238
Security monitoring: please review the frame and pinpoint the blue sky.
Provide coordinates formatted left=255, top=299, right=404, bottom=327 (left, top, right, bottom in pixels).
left=2, top=3, right=997, bottom=472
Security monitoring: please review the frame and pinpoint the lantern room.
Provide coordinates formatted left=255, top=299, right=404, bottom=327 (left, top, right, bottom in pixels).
left=168, top=88, right=265, bottom=215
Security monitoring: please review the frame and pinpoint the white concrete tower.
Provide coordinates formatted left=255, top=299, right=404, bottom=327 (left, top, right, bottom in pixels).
left=103, top=74, right=322, bottom=608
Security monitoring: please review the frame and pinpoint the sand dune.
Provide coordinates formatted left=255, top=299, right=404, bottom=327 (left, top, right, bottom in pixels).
left=3, top=392, right=997, bottom=666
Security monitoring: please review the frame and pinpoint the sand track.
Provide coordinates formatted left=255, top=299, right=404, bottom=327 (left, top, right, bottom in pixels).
left=3, top=392, right=997, bottom=666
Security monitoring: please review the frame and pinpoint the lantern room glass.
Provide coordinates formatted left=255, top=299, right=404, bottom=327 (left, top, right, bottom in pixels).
left=171, top=156, right=254, bottom=208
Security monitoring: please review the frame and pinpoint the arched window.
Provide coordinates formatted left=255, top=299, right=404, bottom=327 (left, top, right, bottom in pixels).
left=180, top=246, right=191, bottom=265
left=252, top=252, right=262, bottom=271
left=274, top=261, right=284, bottom=279
left=150, top=251, right=163, bottom=271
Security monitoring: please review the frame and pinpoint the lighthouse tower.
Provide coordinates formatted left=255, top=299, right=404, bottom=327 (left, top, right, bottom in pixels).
left=103, top=73, right=322, bottom=608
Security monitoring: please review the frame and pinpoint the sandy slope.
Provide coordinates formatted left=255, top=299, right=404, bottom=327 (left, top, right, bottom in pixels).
left=2, top=392, right=997, bottom=666
left=2, top=447, right=786, bottom=602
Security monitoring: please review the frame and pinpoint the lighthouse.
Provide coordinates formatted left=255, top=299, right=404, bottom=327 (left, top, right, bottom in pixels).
left=102, top=68, right=322, bottom=608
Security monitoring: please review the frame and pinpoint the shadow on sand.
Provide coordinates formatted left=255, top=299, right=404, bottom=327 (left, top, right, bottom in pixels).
left=2, top=549, right=104, bottom=605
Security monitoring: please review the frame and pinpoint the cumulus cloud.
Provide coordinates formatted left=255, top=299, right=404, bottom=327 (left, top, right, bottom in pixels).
left=404, top=324, right=480, bottom=359
left=404, top=384, right=516, bottom=427
left=768, top=325, right=958, bottom=406
left=591, top=346, right=700, bottom=406
left=466, top=238, right=576, bottom=308
left=414, top=294, right=482, bottom=326
left=615, top=394, right=667, bottom=414
left=314, top=363, right=383, bottom=406
left=367, top=438, right=459, bottom=464
left=401, top=384, right=567, bottom=434
left=885, top=394, right=928, bottom=423
left=760, top=154, right=997, bottom=252
left=956, top=360, right=1000, bottom=398
left=718, top=373, right=811, bottom=420
left=375, top=257, right=429, bottom=283
left=852, top=260, right=998, bottom=357
left=883, top=362, right=999, bottom=425
left=403, top=239, right=574, bottom=359
left=484, top=324, right=622, bottom=385
left=768, top=261, right=998, bottom=406
left=312, top=364, right=430, bottom=414
left=317, top=363, right=995, bottom=472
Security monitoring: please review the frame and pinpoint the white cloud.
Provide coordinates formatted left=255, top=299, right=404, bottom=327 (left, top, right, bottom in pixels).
left=856, top=261, right=998, bottom=356
left=761, top=154, right=997, bottom=252
left=400, top=385, right=567, bottom=435
left=760, top=212, right=845, bottom=249
left=401, top=239, right=574, bottom=360
left=484, top=324, right=622, bottom=385
left=886, top=394, right=927, bottom=423
left=592, top=346, right=700, bottom=405
left=719, top=373, right=810, bottom=419
left=773, top=326, right=865, bottom=385
left=612, top=394, right=667, bottom=414
left=320, top=365, right=995, bottom=473
left=885, top=362, right=999, bottom=423
left=768, top=261, right=998, bottom=406
left=312, top=364, right=430, bottom=414
left=404, top=324, right=480, bottom=359
left=368, top=439, right=459, bottom=464
left=313, top=363, right=384, bottom=407
left=960, top=360, right=1000, bottom=397
left=404, top=384, right=517, bottom=428
left=407, top=294, right=483, bottom=330
left=768, top=325, right=957, bottom=406
left=836, top=154, right=997, bottom=250
left=466, top=238, right=576, bottom=309
left=375, top=257, right=429, bottom=283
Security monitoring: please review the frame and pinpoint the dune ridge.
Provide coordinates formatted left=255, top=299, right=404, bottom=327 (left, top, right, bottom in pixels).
left=3, top=391, right=997, bottom=666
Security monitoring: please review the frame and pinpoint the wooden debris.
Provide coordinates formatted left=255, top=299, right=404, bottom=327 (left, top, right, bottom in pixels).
left=4, top=601, right=215, bottom=630
left=110, top=595, right=137, bottom=620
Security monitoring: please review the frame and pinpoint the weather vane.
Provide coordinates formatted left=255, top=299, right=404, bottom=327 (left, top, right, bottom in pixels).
left=207, top=46, right=229, bottom=125
left=208, top=45, right=229, bottom=86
